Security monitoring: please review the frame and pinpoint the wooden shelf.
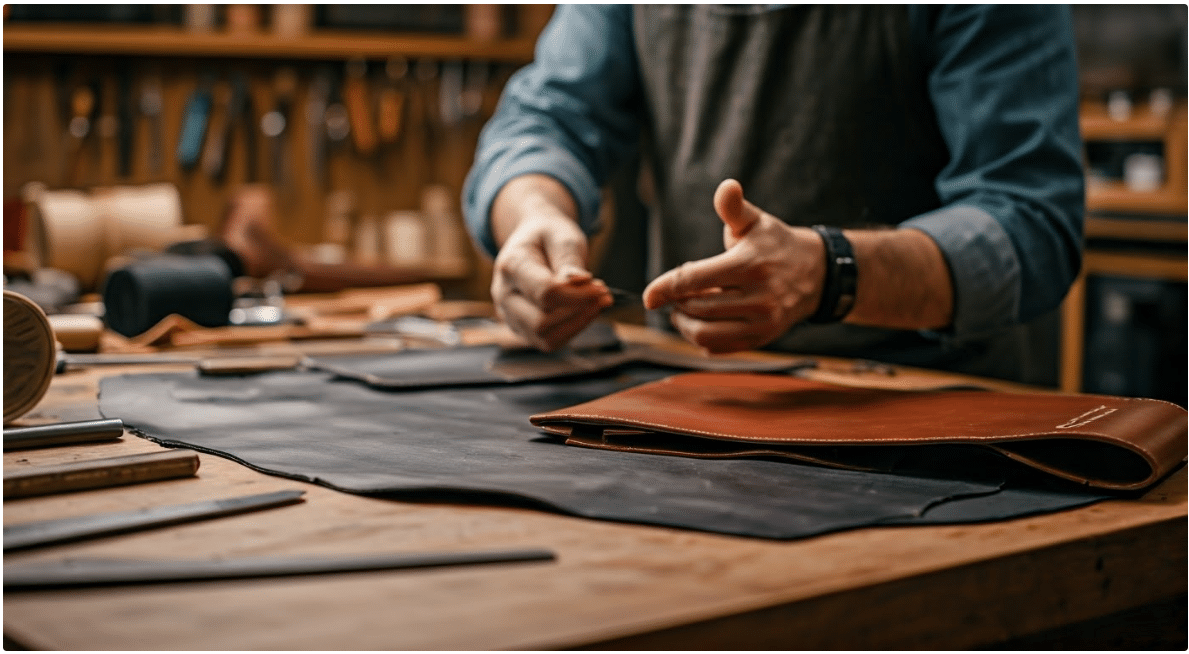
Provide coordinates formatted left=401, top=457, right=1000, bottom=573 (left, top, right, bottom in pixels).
left=1080, top=100, right=1188, bottom=217
left=1086, top=181, right=1188, bottom=216
left=2, top=24, right=538, bottom=62
left=1086, top=216, right=1188, bottom=243
left=1080, top=104, right=1175, bottom=141
left=1084, top=250, right=1188, bottom=282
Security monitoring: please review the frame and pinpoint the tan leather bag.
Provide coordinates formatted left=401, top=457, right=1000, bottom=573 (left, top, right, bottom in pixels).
left=530, top=372, right=1188, bottom=492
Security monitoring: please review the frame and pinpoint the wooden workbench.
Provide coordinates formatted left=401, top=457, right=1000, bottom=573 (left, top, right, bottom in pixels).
left=4, top=326, right=1186, bottom=649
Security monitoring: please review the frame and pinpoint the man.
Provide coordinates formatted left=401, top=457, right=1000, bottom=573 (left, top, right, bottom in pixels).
left=463, top=5, right=1084, bottom=383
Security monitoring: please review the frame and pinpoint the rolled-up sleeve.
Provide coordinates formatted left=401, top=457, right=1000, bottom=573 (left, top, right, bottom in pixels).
left=902, top=4, right=1084, bottom=338
left=463, top=4, right=642, bottom=257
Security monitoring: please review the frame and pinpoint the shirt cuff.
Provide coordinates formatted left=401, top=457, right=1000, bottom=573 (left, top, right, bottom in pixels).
left=465, top=142, right=604, bottom=258
left=900, top=204, right=1021, bottom=339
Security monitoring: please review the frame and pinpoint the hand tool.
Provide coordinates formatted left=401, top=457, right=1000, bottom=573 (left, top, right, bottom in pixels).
left=4, top=449, right=200, bottom=499
left=138, top=71, right=164, bottom=174
left=116, top=65, right=135, bottom=178
left=377, top=57, right=407, bottom=144
left=305, top=68, right=330, bottom=186
left=324, top=69, right=350, bottom=150
left=176, top=73, right=214, bottom=170
left=3, top=418, right=124, bottom=451
left=261, top=67, right=297, bottom=191
left=200, top=77, right=231, bottom=180
left=65, top=79, right=101, bottom=184
left=4, top=548, right=556, bottom=590
left=438, top=60, right=464, bottom=129
left=55, top=352, right=303, bottom=375
left=4, top=489, right=305, bottom=551
left=461, top=60, right=489, bottom=122
left=202, top=72, right=256, bottom=183
left=236, top=71, right=259, bottom=182
left=343, top=57, right=377, bottom=156
left=196, top=355, right=302, bottom=376
left=56, top=352, right=201, bottom=373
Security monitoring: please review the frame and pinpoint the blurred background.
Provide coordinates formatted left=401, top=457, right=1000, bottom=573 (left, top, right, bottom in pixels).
left=2, top=4, right=1185, bottom=405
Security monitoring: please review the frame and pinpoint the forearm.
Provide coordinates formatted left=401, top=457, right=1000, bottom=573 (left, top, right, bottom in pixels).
left=844, top=227, right=953, bottom=331
left=491, top=174, right=582, bottom=249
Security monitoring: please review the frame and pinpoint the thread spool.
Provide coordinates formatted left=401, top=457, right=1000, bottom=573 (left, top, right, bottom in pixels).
left=93, top=183, right=186, bottom=256
left=102, top=254, right=234, bottom=338
left=25, top=189, right=107, bottom=290
left=4, top=290, right=57, bottom=424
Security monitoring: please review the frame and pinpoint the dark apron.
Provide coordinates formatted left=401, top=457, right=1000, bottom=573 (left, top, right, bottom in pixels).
left=630, top=5, right=1056, bottom=383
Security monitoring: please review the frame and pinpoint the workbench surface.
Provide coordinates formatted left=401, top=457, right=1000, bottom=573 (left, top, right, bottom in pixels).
left=4, top=327, right=1185, bottom=649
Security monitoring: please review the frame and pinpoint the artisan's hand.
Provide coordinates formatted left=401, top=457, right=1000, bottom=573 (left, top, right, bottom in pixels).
left=642, top=179, right=826, bottom=354
left=490, top=185, right=612, bottom=351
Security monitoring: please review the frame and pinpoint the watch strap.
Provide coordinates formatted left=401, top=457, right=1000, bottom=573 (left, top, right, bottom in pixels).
left=808, top=225, right=857, bottom=323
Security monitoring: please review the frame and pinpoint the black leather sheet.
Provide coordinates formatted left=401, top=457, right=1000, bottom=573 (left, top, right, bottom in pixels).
left=304, top=343, right=812, bottom=388
left=98, top=363, right=1111, bottom=539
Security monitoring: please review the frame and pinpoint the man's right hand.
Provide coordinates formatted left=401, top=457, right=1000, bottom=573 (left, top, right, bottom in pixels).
left=490, top=176, right=612, bottom=351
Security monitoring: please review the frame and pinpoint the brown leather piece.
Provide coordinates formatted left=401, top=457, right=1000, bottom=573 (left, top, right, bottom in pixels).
left=531, top=373, right=1188, bottom=492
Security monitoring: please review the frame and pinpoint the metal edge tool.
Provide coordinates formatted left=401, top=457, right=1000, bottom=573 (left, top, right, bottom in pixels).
left=4, top=418, right=125, bottom=451
left=4, top=489, right=306, bottom=551
left=4, top=548, right=557, bottom=589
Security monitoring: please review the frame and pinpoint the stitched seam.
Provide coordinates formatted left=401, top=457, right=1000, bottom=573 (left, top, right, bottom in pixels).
left=537, top=414, right=1152, bottom=447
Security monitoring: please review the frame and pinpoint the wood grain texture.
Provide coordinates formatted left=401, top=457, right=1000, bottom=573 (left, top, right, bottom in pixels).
left=3, top=328, right=1185, bottom=650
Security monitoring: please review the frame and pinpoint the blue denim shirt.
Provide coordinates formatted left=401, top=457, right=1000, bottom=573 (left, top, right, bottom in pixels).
left=463, top=4, right=1085, bottom=339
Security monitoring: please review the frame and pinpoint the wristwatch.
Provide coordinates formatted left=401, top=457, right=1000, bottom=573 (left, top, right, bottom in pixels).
left=808, top=225, right=857, bottom=323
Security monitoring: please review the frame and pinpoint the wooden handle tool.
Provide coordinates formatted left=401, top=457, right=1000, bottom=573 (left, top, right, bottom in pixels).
left=4, top=450, right=200, bottom=499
